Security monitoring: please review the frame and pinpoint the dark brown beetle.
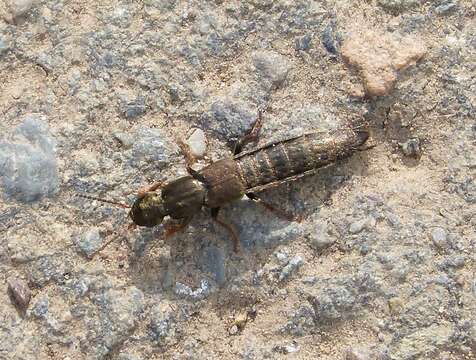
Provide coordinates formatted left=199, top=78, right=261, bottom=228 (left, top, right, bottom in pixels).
left=127, top=112, right=369, bottom=250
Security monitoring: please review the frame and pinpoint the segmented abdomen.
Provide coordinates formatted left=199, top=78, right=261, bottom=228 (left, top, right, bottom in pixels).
left=235, top=129, right=367, bottom=190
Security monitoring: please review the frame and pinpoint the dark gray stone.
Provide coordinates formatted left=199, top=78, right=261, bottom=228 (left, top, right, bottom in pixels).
left=204, top=99, right=257, bottom=139
left=0, top=117, right=59, bottom=202
left=307, top=272, right=380, bottom=324
left=123, top=97, right=147, bottom=119
left=149, top=302, right=176, bottom=345
left=27, top=255, right=71, bottom=287
left=434, top=1, right=458, bottom=14
left=201, top=246, right=226, bottom=286
left=294, top=34, right=312, bottom=51
left=30, top=296, right=49, bottom=318
left=131, top=127, right=178, bottom=167
left=224, top=199, right=305, bottom=249
left=377, top=0, right=419, bottom=13
left=308, top=221, right=335, bottom=251
left=73, top=228, right=104, bottom=258
left=86, top=287, right=145, bottom=359
left=321, top=24, right=339, bottom=55
left=279, top=255, right=304, bottom=281
left=252, top=50, right=291, bottom=89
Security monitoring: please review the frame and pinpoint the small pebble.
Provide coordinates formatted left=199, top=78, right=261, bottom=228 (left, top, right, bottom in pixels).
left=275, top=249, right=289, bottom=263
left=186, top=128, right=207, bottom=158
left=349, top=217, right=375, bottom=234
left=6, top=0, right=34, bottom=23
left=113, top=132, right=133, bottom=149
left=123, top=98, right=146, bottom=119
left=228, top=324, right=239, bottom=335
left=7, top=277, right=31, bottom=311
left=273, top=341, right=300, bottom=354
left=400, top=138, right=421, bottom=157
left=309, top=225, right=336, bottom=251
left=252, top=50, right=291, bottom=88
left=341, top=29, right=426, bottom=96
left=430, top=227, right=448, bottom=249
left=388, top=297, right=404, bottom=315
left=435, top=1, right=457, bottom=14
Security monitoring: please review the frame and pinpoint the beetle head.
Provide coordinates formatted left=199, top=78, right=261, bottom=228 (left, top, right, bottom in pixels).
left=129, top=192, right=167, bottom=227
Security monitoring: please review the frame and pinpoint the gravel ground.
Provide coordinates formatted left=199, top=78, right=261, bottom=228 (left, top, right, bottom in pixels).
left=0, top=0, right=475, bottom=359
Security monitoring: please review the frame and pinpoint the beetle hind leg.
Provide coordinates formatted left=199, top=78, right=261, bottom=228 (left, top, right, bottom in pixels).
left=246, top=192, right=302, bottom=223
left=233, top=109, right=263, bottom=155
left=211, top=207, right=240, bottom=252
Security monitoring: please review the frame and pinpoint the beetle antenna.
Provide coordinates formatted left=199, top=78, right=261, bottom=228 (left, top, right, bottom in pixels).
left=76, top=194, right=131, bottom=209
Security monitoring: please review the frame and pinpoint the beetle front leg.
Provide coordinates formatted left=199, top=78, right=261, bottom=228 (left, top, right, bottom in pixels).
left=176, top=139, right=210, bottom=183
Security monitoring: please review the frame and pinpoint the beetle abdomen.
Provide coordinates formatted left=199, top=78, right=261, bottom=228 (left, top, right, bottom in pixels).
left=236, top=129, right=368, bottom=189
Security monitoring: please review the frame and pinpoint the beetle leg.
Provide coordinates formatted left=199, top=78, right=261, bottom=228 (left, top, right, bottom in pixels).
left=177, top=139, right=197, bottom=168
left=87, top=225, right=131, bottom=259
left=164, top=216, right=193, bottom=238
left=137, top=181, right=163, bottom=198
left=233, top=109, right=263, bottom=155
left=211, top=207, right=240, bottom=252
left=246, top=192, right=302, bottom=222
left=176, top=139, right=210, bottom=183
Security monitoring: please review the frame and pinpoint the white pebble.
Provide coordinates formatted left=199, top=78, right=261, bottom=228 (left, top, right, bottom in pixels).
left=186, top=128, right=207, bottom=158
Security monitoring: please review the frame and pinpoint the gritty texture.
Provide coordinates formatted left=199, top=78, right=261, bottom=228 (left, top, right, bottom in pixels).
left=0, top=0, right=475, bottom=360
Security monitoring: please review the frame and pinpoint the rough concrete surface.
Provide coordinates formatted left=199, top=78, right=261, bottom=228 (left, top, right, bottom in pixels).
left=0, top=0, right=475, bottom=359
